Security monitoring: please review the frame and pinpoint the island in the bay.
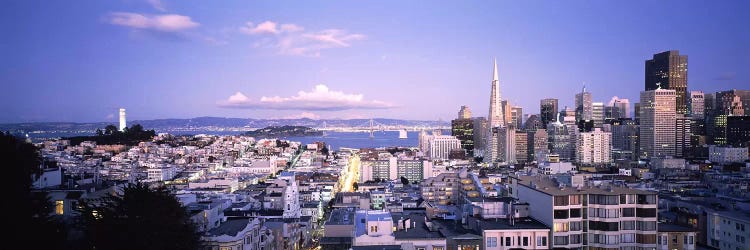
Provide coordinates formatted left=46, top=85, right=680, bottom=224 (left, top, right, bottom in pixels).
left=244, top=125, right=323, bottom=138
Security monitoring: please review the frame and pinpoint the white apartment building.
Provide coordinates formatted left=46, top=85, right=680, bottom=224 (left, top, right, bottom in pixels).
left=428, top=135, right=462, bottom=160
left=512, top=175, right=659, bottom=249
left=575, top=128, right=612, bottom=164
left=707, top=210, right=750, bottom=250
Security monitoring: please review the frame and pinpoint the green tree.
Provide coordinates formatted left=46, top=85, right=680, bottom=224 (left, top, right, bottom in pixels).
left=104, top=124, right=118, bottom=135
left=321, top=146, right=330, bottom=156
left=400, top=176, right=409, bottom=186
left=353, top=182, right=359, bottom=191
left=79, top=183, right=200, bottom=250
left=1, top=132, right=66, bottom=248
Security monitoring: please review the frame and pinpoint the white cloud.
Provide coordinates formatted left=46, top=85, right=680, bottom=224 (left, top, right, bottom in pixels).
left=147, top=0, right=166, bottom=12
left=239, top=21, right=279, bottom=34
left=238, top=20, right=365, bottom=56
left=218, top=84, right=396, bottom=111
left=107, top=12, right=199, bottom=32
left=282, top=112, right=321, bottom=120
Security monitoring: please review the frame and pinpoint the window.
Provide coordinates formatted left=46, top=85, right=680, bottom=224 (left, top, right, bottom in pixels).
left=554, top=209, right=569, bottom=219
left=636, top=208, right=657, bottom=217
left=689, top=236, right=694, bottom=244
left=505, top=237, right=511, bottom=246
left=636, top=221, right=657, bottom=231
left=554, top=196, right=569, bottom=206
left=570, top=208, right=582, bottom=218
left=554, top=236, right=569, bottom=245
left=537, top=236, right=547, bottom=246
left=621, top=220, right=636, bottom=230
left=55, top=200, right=64, bottom=215
left=622, top=208, right=635, bottom=217
left=523, top=236, right=528, bottom=246
left=569, top=194, right=581, bottom=205
left=554, top=222, right=569, bottom=232
left=486, top=237, right=497, bottom=247
left=219, top=247, right=231, bottom=250
left=569, top=234, right=581, bottom=244
left=370, top=225, right=378, bottom=233
left=637, top=194, right=657, bottom=204
left=621, top=233, right=636, bottom=243
left=570, top=221, right=582, bottom=231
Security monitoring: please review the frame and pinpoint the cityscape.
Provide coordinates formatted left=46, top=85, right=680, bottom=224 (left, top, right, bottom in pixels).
left=3, top=1, right=750, bottom=250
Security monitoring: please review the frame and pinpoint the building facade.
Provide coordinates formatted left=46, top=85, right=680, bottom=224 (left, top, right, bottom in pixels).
left=645, top=50, right=688, bottom=114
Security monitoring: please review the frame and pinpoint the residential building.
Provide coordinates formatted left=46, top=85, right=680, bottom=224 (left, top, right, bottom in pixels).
left=708, top=145, right=749, bottom=165
left=575, top=128, right=612, bottom=165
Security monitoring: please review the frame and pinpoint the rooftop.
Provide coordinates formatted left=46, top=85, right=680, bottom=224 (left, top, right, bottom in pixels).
left=514, top=175, right=656, bottom=196
left=472, top=216, right=549, bottom=231
left=205, top=218, right=252, bottom=237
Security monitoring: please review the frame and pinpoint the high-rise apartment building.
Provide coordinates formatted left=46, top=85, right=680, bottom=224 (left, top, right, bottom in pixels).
left=515, top=131, right=528, bottom=164
left=576, top=128, right=612, bottom=164
left=541, top=98, right=559, bottom=127
left=512, top=175, right=659, bottom=250
left=639, top=88, right=677, bottom=158
left=645, top=50, right=688, bottom=114
left=428, top=135, right=462, bottom=160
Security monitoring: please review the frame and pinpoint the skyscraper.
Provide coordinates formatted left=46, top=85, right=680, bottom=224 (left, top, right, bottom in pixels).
left=119, top=108, right=126, bottom=132
left=576, top=128, right=612, bottom=165
left=458, top=105, right=472, bottom=119
left=472, top=117, right=488, bottom=156
left=451, top=107, right=475, bottom=157
left=688, top=91, right=705, bottom=119
left=610, top=97, right=630, bottom=119
left=540, top=98, right=559, bottom=127
left=639, top=88, right=677, bottom=158
left=645, top=50, right=688, bottom=114
left=592, top=102, right=604, bottom=128
left=575, top=86, right=593, bottom=122
left=511, top=106, right=523, bottom=129
left=486, top=59, right=504, bottom=163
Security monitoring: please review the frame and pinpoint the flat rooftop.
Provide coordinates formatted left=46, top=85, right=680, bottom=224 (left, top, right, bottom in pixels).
left=514, top=175, right=656, bottom=196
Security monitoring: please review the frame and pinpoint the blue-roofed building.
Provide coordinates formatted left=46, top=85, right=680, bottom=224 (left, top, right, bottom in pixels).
left=353, top=210, right=396, bottom=247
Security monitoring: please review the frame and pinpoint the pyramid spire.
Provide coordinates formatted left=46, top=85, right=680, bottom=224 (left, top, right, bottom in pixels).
left=492, top=58, right=499, bottom=82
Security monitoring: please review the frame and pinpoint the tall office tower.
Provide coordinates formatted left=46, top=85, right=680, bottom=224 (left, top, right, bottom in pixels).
left=547, top=119, right=575, bottom=161
left=592, top=102, right=605, bottom=128
left=486, top=59, right=505, bottom=163
left=502, top=100, right=513, bottom=128
left=576, top=128, right=612, bottom=165
left=675, top=115, right=693, bottom=158
left=523, top=114, right=543, bottom=131
left=511, top=106, right=523, bottom=129
left=514, top=131, right=528, bottom=164
left=611, top=119, right=639, bottom=160
left=633, top=103, right=641, bottom=123
left=540, top=98, right=559, bottom=127
left=472, top=117, right=488, bottom=156
left=428, top=135, right=462, bottom=160
left=512, top=176, right=658, bottom=250
left=458, top=105, right=472, bottom=119
left=497, top=127, right=516, bottom=163
left=688, top=91, right=705, bottom=119
left=575, top=86, right=593, bottom=122
left=119, top=108, right=127, bottom=132
left=451, top=115, right=475, bottom=157
left=528, top=128, right=548, bottom=162
left=727, top=116, right=750, bottom=147
left=639, top=88, right=677, bottom=159
left=704, top=92, right=716, bottom=117
left=707, top=90, right=750, bottom=144
left=611, top=98, right=630, bottom=119
left=645, top=50, right=688, bottom=114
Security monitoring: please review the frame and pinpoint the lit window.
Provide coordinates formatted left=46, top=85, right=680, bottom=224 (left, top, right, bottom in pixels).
left=55, top=200, right=64, bottom=215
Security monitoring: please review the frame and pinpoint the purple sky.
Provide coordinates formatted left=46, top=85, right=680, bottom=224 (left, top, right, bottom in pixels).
left=1, top=0, right=748, bottom=123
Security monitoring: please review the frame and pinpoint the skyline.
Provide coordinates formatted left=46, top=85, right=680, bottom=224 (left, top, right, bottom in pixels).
left=2, top=0, right=749, bottom=123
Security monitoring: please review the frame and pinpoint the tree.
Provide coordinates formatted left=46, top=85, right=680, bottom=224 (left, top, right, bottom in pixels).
left=79, top=183, right=200, bottom=250
left=353, top=182, right=359, bottom=191
left=400, top=176, right=409, bottom=186
left=321, top=146, right=329, bottom=156
left=1, top=132, right=66, bottom=248
left=104, top=124, right=118, bottom=135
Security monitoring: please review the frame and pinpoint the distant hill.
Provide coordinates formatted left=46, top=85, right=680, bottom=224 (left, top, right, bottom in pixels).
left=244, top=125, right=323, bottom=138
left=0, top=117, right=449, bottom=135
